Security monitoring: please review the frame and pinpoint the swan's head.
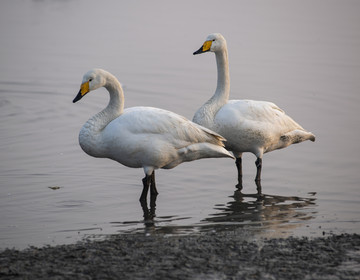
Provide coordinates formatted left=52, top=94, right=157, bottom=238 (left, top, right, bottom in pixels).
left=193, top=33, right=227, bottom=55
left=73, top=69, right=108, bottom=103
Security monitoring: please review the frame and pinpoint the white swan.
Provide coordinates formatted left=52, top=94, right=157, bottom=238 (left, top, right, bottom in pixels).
left=73, top=69, right=234, bottom=203
left=193, top=33, right=315, bottom=191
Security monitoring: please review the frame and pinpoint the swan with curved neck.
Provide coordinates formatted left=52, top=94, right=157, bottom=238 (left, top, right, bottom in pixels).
left=193, top=33, right=315, bottom=192
left=73, top=69, right=234, bottom=204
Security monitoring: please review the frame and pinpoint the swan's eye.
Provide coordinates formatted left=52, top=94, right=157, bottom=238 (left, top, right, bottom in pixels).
left=89, top=78, right=93, bottom=82
left=212, top=39, right=215, bottom=41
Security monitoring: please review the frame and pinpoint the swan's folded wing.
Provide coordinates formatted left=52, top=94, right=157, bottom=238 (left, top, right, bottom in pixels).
left=220, top=100, right=304, bottom=131
left=122, top=107, right=226, bottom=147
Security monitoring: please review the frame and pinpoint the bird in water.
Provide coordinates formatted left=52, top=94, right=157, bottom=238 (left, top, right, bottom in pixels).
left=193, top=33, right=315, bottom=193
left=73, top=68, right=234, bottom=214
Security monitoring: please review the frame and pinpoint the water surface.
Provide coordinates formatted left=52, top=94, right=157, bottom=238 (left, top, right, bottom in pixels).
left=0, top=0, right=359, bottom=249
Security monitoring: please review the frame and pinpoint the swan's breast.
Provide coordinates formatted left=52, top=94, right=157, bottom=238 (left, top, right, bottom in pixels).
left=78, top=122, right=106, bottom=158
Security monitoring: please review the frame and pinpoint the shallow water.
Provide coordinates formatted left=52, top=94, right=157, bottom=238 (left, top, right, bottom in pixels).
left=0, top=0, right=359, bottom=249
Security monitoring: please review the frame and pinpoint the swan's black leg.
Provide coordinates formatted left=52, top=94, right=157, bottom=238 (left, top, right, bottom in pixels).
left=255, top=157, right=262, bottom=184
left=149, top=172, right=158, bottom=217
left=255, top=178, right=262, bottom=196
left=140, top=172, right=158, bottom=220
left=235, top=157, right=243, bottom=190
left=140, top=198, right=150, bottom=220
left=140, top=174, right=150, bottom=203
left=150, top=172, right=158, bottom=198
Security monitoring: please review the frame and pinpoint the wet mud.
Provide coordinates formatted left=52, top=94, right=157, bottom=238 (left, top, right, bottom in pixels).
left=1, top=231, right=359, bottom=279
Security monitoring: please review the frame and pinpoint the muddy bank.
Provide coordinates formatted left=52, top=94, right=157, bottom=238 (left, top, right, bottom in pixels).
left=1, top=232, right=359, bottom=279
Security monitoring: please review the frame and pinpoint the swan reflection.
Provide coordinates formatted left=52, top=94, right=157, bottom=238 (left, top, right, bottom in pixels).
left=136, top=189, right=317, bottom=238
left=202, top=190, right=317, bottom=237
left=139, top=192, right=157, bottom=227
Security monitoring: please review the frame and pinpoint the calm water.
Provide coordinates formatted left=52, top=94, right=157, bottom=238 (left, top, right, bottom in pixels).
left=0, top=0, right=359, bottom=249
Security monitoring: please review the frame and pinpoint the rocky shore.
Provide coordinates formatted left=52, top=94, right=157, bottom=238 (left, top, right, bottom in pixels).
left=1, top=231, right=359, bottom=279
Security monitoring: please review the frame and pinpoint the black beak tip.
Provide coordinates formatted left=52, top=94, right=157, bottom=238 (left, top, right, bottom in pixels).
left=193, top=46, right=206, bottom=55
left=73, top=90, right=83, bottom=103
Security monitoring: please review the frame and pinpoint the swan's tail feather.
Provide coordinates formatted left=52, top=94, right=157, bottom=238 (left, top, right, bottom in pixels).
left=280, top=130, right=316, bottom=145
left=163, top=144, right=234, bottom=169
left=192, top=122, right=227, bottom=147
left=179, top=143, right=235, bottom=160
left=309, top=133, right=316, bottom=142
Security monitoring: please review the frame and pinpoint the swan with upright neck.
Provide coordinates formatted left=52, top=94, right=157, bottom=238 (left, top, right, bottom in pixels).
left=193, top=33, right=315, bottom=192
left=73, top=69, right=234, bottom=204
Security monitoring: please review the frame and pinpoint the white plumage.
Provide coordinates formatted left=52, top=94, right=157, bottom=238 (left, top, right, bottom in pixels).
left=73, top=69, right=234, bottom=203
left=193, top=33, right=315, bottom=191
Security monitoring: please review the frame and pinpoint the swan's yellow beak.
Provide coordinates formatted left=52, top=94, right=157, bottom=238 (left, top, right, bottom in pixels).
left=73, top=81, right=90, bottom=103
left=193, top=40, right=212, bottom=55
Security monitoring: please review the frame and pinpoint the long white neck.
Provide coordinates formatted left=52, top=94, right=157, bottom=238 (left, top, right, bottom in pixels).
left=193, top=47, right=230, bottom=127
left=89, top=75, right=124, bottom=131
left=213, top=47, right=230, bottom=103
left=79, top=73, right=124, bottom=157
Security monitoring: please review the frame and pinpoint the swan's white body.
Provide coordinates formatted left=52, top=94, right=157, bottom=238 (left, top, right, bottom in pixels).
left=73, top=69, right=234, bottom=200
left=194, top=98, right=313, bottom=158
left=193, top=33, right=315, bottom=187
left=79, top=106, right=233, bottom=173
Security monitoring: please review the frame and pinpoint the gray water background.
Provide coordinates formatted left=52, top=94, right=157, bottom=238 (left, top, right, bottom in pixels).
left=0, top=0, right=359, bottom=249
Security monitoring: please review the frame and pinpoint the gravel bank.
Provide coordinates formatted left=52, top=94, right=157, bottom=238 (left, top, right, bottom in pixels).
left=1, top=232, right=359, bottom=279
